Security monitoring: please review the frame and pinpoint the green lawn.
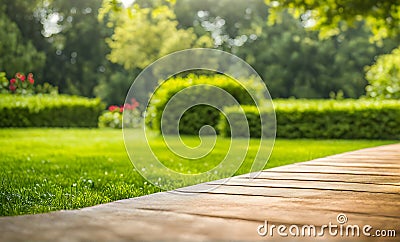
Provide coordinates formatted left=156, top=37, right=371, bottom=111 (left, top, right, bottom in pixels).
left=0, top=128, right=395, bottom=216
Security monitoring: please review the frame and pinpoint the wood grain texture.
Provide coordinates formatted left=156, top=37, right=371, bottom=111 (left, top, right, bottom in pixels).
left=1, top=143, right=399, bottom=241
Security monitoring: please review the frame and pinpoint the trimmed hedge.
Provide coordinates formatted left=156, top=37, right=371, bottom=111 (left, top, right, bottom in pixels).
left=0, top=94, right=105, bottom=127
left=218, top=100, right=400, bottom=139
left=217, top=105, right=275, bottom=138
left=146, top=74, right=262, bottom=135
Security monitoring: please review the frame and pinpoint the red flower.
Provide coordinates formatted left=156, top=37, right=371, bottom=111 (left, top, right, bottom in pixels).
left=119, top=106, right=124, bottom=113
left=9, top=84, right=16, bottom=91
left=27, top=73, right=34, bottom=84
left=108, top=105, right=120, bottom=112
left=129, top=98, right=139, bottom=109
left=15, top=73, right=26, bottom=82
left=10, top=78, right=16, bottom=84
left=123, top=103, right=132, bottom=110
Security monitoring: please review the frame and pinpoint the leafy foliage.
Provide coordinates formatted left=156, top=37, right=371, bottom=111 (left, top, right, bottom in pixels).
left=236, top=11, right=398, bottom=98
left=173, top=1, right=398, bottom=99
left=40, top=0, right=113, bottom=97
left=2, top=72, right=35, bottom=95
left=0, top=0, right=45, bottom=49
left=146, top=74, right=260, bottom=135
left=219, top=100, right=400, bottom=139
left=99, top=99, right=141, bottom=128
left=0, top=73, right=9, bottom=94
left=366, top=47, right=400, bottom=99
left=0, top=94, right=105, bottom=127
left=265, top=0, right=400, bottom=42
left=0, top=72, right=58, bottom=95
left=175, top=0, right=267, bottom=51
left=102, top=2, right=212, bottom=70
left=0, top=5, right=45, bottom=76
left=94, top=68, right=137, bottom=106
left=0, top=0, right=398, bottom=102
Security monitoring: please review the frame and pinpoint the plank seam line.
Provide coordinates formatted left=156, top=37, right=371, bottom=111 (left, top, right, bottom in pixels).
left=316, top=157, right=400, bottom=160
left=299, top=164, right=400, bottom=170
left=172, top=191, right=400, bottom=206
left=231, top=177, right=400, bottom=187
left=175, top=190, right=400, bottom=202
left=309, top=161, right=400, bottom=165
left=261, top=170, right=400, bottom=177
left=204, top=183, right=400, bottom=195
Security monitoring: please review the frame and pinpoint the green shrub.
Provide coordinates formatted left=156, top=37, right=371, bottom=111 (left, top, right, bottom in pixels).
left=217, top=105, right=275, bottom=138
left=219, top=99, right=400, bottom=139
left=98, top=100, right=141, bottom=129
left=0, top=94, right=105, bottom=127
left=0, top=72, right=58, bottom=95
left=0, top=72, right=8, bottom=94
left=98, top=111, right=122, bottom=129
left=365, top=47, right=400, bottom=99
left=146, top=74, right=263, bottom=135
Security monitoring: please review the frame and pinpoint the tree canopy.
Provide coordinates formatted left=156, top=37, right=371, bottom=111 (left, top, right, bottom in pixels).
left=1, top=0, right=398, bottom=103
left=0, top=5, right=45, bottom=75
left=101, top=1, right=212, bottom=70
left=366, top=47, right=400, bottom=99
left=265, top=0, right=400, bottom=42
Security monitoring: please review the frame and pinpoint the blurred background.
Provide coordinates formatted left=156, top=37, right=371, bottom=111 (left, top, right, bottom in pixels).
left=1, top=0, right=399, bottom=106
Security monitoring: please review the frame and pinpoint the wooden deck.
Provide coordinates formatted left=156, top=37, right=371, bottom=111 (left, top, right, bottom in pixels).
left=1, top=144, right=399, bottom=241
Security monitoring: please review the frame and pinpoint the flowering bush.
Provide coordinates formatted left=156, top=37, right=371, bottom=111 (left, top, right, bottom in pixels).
left=98, top=98, right=141, bottom=128
left=9, top=72, right=34, bottom=94
left=0, top=72, right=58, bottom=95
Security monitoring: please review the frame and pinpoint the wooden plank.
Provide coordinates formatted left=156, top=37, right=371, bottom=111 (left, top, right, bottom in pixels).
left=265, top=164, right=400, bottom=176
left=303, top=161, right=400, bottom=168
left=207, top=179, right=400, bottom=194
left=311, top=155, right=400, bottom=161
left=329, top=154, right=400, bottom=160
left=236, top=172, right=400, bottom=186
left=176, top=183, right=400, bottom=201
left=125, top=192, right=400, bottom=221
left=304, top=158, right=400, bottom=165
left=0, top=205, right=262, bottom=241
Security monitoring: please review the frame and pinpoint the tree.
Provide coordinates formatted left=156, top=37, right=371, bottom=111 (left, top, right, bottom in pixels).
left=102, top=2, right=211, bottom=70
left=263, top=0, right=400, bottom=98
left=365, top=47, right=400, bottom=99
left=94, top=66, right=138, bottom=105
left=0, top=0, right=46, bottom=51
left=174, top=0, right=268, bottom=52
left=0, top=0, right=115, bottom=97
left=265, top=0, right=400, bottom=42
left=93, top=0, right=212, bottom=105
left=40, top=0, right=113, bottom=97
left=0, top=5, right=45, bottom=76
left=236, top=11, right=396, bottom=98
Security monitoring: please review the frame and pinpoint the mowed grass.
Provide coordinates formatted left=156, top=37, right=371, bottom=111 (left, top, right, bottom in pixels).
left=0, top=128, right=395, bottom=216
